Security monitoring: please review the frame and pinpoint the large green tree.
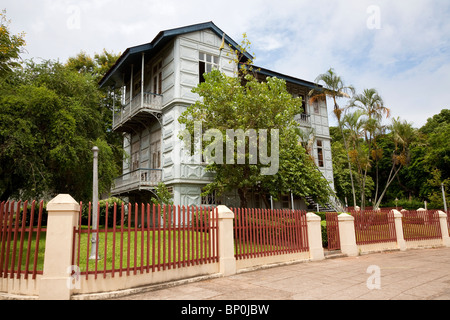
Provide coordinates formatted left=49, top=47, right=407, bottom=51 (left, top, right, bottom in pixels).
left=178, top=69, right=331, bottom=208
left=0, top=9, right=26, bottom=77
left=345, top=88, right=390, bottom=209
left=0, top=58, right=120, bottom=201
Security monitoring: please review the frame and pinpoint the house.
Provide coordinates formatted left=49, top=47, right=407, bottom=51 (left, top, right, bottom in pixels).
left=99, top=21, right=335, bottom=210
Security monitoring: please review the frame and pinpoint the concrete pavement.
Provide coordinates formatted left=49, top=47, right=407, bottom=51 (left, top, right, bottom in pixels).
left=111, top=247, right=450, bottom=300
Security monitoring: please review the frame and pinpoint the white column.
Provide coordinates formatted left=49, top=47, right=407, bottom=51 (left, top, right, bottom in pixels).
left=306, top=212, right=325, bottom=261
left=141, top=52, right=145, bottom=107
left=216, top=205, right=236, bottom=276
left=338, top=213, right=358, bottom=257
left=392, top=209, right=407, bottom=251
left=39, top=194, right=80, bottom=300
left=438, top=211, right=450, bottom=247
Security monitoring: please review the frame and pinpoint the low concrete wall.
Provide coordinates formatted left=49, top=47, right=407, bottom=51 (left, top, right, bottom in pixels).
left=0, top=274, right=41, bottom=298
left=236, top=252, right=310, bottom=271
left=73, top=263, right=219, bottom=296
left=357, top=241, right=398, bottom=254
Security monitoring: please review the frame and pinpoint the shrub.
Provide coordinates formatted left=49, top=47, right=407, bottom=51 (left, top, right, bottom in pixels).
left=81, top=197, right=124, bottom=226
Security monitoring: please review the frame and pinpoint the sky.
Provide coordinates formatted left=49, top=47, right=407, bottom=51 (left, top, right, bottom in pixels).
left=3, top=0, right=450, bottom=128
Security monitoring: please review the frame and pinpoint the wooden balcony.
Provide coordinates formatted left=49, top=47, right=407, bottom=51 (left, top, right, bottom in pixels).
left=113, top=92, right=163, bottom=132
left=295, top=113, right=311, bottom=127
left=111, top=168, right=162, bottom=195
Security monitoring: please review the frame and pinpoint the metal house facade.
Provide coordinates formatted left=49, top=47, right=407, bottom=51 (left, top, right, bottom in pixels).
left=99, top=22, right=335, bottom=210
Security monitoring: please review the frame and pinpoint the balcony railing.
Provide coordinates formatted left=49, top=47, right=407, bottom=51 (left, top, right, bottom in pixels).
left=112, top=168, right=162, bottom=194
left=113, top=92, right=163, bottom=129
left=295, top=113, right=311, bottom=127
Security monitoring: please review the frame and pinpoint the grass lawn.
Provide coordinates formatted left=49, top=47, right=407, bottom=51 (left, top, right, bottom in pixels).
left=1, top=228, right=216, bottom=275
left=75, top=228, right=216, bottom=273
left=3, top=227, right=305, bottom=275
left=0, top=231, right=46, bottom=274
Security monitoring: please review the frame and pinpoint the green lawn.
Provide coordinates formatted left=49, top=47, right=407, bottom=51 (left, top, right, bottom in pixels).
left=75, top=228, right=216, bottom=273
left=0, top=231, right=46, bottom=274
left=1, top=228, right=216, bottom=275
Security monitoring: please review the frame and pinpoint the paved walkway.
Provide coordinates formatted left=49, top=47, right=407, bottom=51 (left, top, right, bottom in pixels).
left=113, top=247, right=450, bottom=300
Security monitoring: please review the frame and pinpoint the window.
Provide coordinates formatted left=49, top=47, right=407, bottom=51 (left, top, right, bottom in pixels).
left=152, top=61, right=162, bottom=95
left=151, top=142, right=161, bottom=169
left=281, top=195, right=291, bottom=209
left=313, top=100, right=320, bottom=115
left=300, top=95, right=307, bottom=115
left=201, top=188, right=216, bottom=205
left=317, top=140, right=324, bottom=167
left=199, top=52, right=219, bottom=83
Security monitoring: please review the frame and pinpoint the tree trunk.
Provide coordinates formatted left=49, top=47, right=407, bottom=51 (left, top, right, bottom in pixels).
left=238, top=188, right=248, bottom=208
left=338, top=120, right=357, bottom=207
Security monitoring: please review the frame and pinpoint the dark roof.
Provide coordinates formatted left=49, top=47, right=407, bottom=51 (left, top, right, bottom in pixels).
left=99, top=21, right=320, bottom=91
left=99, top=21, right=253, bottom=88
left=253, top=65, right=320, bottom=90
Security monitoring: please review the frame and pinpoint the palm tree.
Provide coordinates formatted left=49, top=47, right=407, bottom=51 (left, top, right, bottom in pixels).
left=349, top=88, right=390, bottom=122
left=342, top=110, right=369, bottom=208
left=347, top=88, right=390, bottom=209
left=309, top=68, right=357, bottom=208
left=373, top=118, right=416, bottom=209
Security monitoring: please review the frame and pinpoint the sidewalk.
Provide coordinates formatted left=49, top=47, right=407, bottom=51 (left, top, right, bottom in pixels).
left=112, top=247, right=450, bottom=300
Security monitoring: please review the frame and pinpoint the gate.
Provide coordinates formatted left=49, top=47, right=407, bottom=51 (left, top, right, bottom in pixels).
left=326, top=212, right=340, bottom=250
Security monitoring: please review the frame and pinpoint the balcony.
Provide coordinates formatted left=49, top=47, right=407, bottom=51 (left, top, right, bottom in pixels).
left=111, top=168, right=162, bottom=195
left=295, top=113, right=311, bottom=127
left=113, top=92, right=163, bottom=131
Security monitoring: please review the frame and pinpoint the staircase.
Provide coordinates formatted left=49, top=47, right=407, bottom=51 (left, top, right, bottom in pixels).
left=305, top=196, right=337, bottom=212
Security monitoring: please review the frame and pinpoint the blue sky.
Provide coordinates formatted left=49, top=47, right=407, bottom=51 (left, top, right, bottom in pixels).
left=4, top=0, right=450, bottom=128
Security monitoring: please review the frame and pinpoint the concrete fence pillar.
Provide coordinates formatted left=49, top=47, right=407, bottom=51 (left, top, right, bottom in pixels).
left=438, top=211, right=450, bottom=247
left=338, top=213, right=358, bottom=257
left=392, top=209, right=407, bottom=251
left=216, top=205, right=236, bottom=276
left=39, top=194, right=79, bottom=300
left=306, top=213, right=324, bottom=261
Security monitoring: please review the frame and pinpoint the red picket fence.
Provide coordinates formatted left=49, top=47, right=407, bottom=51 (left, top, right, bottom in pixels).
left=232, top=208, right=309, bottom=260
left=72, top=203, right=218, bottom=279
left=0, top=200, right=46, bottom=279
left=447, top=210, right=450, bottom=236
left=402, top=210, right=441, bottom=241
left=351, top=210, right=396, bottom=245
left=325, top=212, right=340, bottom=250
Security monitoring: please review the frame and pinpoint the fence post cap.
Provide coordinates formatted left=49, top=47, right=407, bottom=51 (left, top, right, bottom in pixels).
left=338, top=212, right=354, bottom=221
left=47, top=194, right=79, bottom=212
left=306, top=212, right=321, bottom=221
left=391, top=209, right=403, bottom=218
left=437, top=210, right=447, bottom=218
left=216, top=205, right=234, bottom=218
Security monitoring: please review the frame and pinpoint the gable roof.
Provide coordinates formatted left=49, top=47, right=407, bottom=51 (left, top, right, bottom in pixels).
left=99, top=21, right=253, bottom=88
left=254, top=65, right=320, bottom=90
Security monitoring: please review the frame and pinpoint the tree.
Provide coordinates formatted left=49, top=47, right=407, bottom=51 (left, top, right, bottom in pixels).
left=348, top=88, right=390, bottom=122
left=309, top=68, right=357, bottom=207
left=65, top=50, right=122, bottom=140
left=0, top=59, right=120, bottom=201
left=151, top=182, right=174, bottom=206
left=346, top=88, right=390, bottom=209
left=179, top=68, right=330, bottom=208
left=0, top=9, right=26, bottom=77
left=373, top=117, right=416, bottom=209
